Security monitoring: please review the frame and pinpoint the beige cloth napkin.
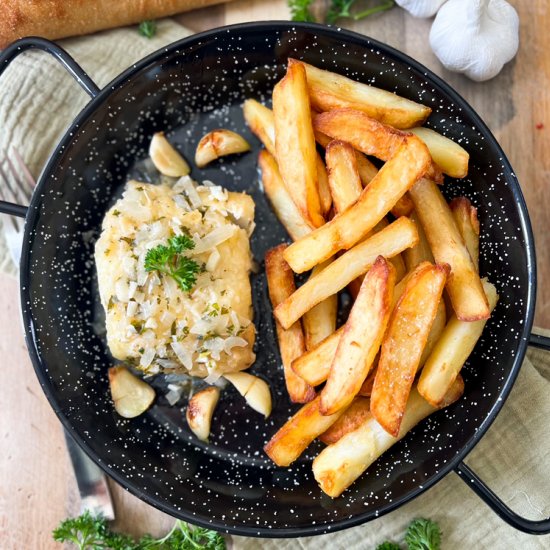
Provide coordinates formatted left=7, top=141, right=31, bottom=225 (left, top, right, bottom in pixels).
left=1, top=19, right=549, bottom=550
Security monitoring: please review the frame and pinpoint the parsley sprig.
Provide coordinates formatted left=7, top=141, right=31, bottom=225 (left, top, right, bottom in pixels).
left=138, top=20, right=157, bottom=39
left=53, top=511, right=226, bottom=549
left=289, top=0, right=316, bottom=21
left=289, top=0, right=394, bottom=24
left=144, top=235, right=201, bottom=293
left=376, top=518, right=442, bottom=550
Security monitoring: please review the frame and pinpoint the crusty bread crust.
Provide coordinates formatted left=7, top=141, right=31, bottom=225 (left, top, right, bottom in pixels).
left=0, top=0, right=230, bottom=48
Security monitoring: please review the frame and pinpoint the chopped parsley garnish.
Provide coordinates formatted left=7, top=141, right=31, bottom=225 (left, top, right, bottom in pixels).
left=144, top=235, right=201, bottom=293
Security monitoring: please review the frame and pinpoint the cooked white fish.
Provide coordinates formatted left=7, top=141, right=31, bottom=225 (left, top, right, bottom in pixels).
left=95, top=177, right=256, bottom=381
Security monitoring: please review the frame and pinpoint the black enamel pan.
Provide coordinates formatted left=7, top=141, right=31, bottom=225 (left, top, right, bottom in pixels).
left=1, top=22, right=549, bottom=538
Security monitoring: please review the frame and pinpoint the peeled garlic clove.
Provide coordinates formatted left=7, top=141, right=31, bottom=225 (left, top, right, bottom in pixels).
left=149, top=132, right=190, bottom=177
left=186, top=386, right=221, bottom=442
left=429, top=0, right=519, bottom=82
left=395, top=0, right=446, bottom=18
left=224, top=372, right=272, bottom=418
left=108, top=366, right=155, bottom=418
left=195, top=129, right=251, bottom=168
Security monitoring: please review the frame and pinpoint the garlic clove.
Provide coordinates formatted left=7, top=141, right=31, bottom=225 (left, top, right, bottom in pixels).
left=149, top=132, right=191, bottom=177
left=108, top=365, right=156, bottom=418
left=195, top=129, right=251, bottom=168
left=224, top=372, right=272, bottom=418
left=429, top=0, right=519, bottom=82
left=186, top=386, right=221, bottom=442
left=396, top=0, right=447, bottom=18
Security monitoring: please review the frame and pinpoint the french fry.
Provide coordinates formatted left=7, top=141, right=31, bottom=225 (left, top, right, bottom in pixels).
left=318, top=397, right=371, bottom=445
left=419, top=299, right=447, bottom=368
left=450, top=197, right=480, bottom=271
left=302, top=260, right=338, bottom=350
left=275, top=217, right=419, bottom=329
left=403, top=210, right=434, bottom=270
left=409, top=178, right=489, bottom=321
left=325, top=140, right=363, bottom=213
left=258, top=150, right=315, bottom=241
left=243, top=99, right=276, bottom=155
left=418, top=279, right=498, bottom=407
left=264, top=395, right=347, bottom=467
left=312, top=378, right=464, bottom=497
left=317, top=156, right=332, bottom=215
left=391, top=193, right=414, bottom=217
left=357, top=365, right=378, bottom=397
left=320, top=257, right=395, bottom=415
left=283, top=137, right=429, bottom=273
left=371, top=262, right=449, bottom=436
left=265, top=245, right=316, bottom=403
left=355, top=152, right=379, bottom=185
left=301, top=60, right=431, bottom=128
left=292, top=327, right=344, bottom=386
left=410, top=126, right=469, bottom=179
left=273, top=60, right=323, bottom=227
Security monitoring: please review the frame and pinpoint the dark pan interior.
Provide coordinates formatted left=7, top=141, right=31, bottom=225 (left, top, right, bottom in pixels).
left=21, top=23, right=534, bottom=537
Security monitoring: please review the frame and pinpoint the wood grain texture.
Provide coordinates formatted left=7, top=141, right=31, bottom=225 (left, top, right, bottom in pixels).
left=1, top=0, right=549, bottom=548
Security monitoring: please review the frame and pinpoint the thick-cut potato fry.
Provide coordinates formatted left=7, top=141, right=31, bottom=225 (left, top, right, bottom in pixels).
left=355, top=152, right=379, bottom=185
left=391, top=193, right=414, bottom=217
left=371, top=262, right=449, bottom=436
left=321, top=257, right=395, bottom=415
left=410, top=126, right=469, bottom=179
left=312, top=378, right=464, bottom=497
left=403, top=210, right=434, bottom=270
left=409, top=178, right=489, bottom=321
left=292, top=327, right=343, bottom=386
left=419, top=299, right=447, bottom=368
left=418, top=279, right=498, bottom=406
left=301, top=60, right=431, bottom=129
left=450, top=197, right=480, bottom=271
left=319, top=397, right=371, bottom=445
left=258, top=150, right=315, bottom=241
left=317, top=156, right=332, bottom=215
left=283, top=138, right=429, bottom=273
left=264, top=395, right=347, bottom=467
left=358, top=365, right=378, bottom=397
left=266, top=245, right=316, bottom=403
left=243, top=99, right=276, bottom=155
left=325, top=140, right=363, bottom=213
left=273, top=60, right=323, bottom=227
left=276, top=217, right=419, bottom=329
left=302, top=260, right=338, bottom=350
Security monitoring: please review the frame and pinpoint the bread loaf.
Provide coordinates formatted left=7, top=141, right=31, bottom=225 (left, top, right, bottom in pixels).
left=0, top=0, right=231, bottom=48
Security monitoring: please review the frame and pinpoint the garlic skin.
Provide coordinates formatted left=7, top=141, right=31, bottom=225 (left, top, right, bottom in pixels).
left=396, top=0, right=447, bottom=18
left=429, top=0, right=519, bottom=82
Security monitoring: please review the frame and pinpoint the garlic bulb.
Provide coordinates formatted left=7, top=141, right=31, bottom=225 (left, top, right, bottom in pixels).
left=396, top=0, right=447, bottom=18
left=430, top=0, right=519, bottom=82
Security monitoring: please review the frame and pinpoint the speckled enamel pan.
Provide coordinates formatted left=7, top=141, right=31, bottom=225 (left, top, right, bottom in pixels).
left=1, top=22, right=550, bottom=538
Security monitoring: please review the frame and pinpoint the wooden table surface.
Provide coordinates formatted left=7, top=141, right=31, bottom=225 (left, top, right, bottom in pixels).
left=1, top=1, right=549, bottom=548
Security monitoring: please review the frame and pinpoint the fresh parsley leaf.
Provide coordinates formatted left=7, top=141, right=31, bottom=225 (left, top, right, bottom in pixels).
left=139, top=20, right=157, bottom=39
left=405, top=518, right=441, bottom=550
left=376, top=542, right=402, bottom=550
left=144, top=235, right=200, bottom=293
left=289, top=0, right=316, bottom=22
left=53, top=512, right=226, bottom=549
left=326, top=0, right=394, bottom=24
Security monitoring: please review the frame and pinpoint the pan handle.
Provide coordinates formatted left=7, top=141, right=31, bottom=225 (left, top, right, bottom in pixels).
left=0, top=37, right=100, bottom=217
left=455, top=331, right=550, bottom=535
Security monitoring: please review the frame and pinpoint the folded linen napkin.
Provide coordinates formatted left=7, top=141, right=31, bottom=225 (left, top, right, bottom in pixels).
left=0, top=19, right=548, bottom=550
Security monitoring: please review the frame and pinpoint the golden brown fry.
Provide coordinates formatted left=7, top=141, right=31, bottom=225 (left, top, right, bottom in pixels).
left=325, top=140, right=363, bottom=213
left=265, top=245, right=316, bottom=403
left=302, top=60, right=431, bottom=128
left=243, top=99, right=276, bottom=155
left=419, top=299, right=447, bottom=368
left=318, top=397, right=371, bottom=445
left=264, top=395, right=346, bottom=467
left=371, top=262, right=449, bottom=437
left=302, top=260, right=338, bottom=350
left=275, top=217, right=419, bottom=329
left=273, top=60, right=323, bottom=227
left=409, top=178, right=489, bottom=321
left=410, top=126, right=469, bottom=179
left=258, top=150, right=315, bottom=241
left=355, top=153, right=379, bottom=185
left=317, top=156, right=332, bottom=215
left=450, top=197, right=480, bottom=271
left=403, top=210, right=435, bottom=270
left=283, top=137, right=430, bottom=273
left=391, top=193, right=414, bottom=217
left=312, top=378, right=464, bottom=497
left=418, top=279, right=498, bottom=407
left=357, top=364, right=378, bottom=397
left=320, top=257, right=395, bottom=415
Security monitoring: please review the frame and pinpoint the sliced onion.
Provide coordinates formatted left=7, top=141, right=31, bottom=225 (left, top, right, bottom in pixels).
left=224, top=336, right=248, bottom=353
left=140, top=347, right=156, bottom=368
left=205, top=248, right=220, bottom=272
left=175, top=176, right=202, bottom=209
left=171, top=341, right=193, bottom=371
left=192, top=225, right=237, bottom=254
